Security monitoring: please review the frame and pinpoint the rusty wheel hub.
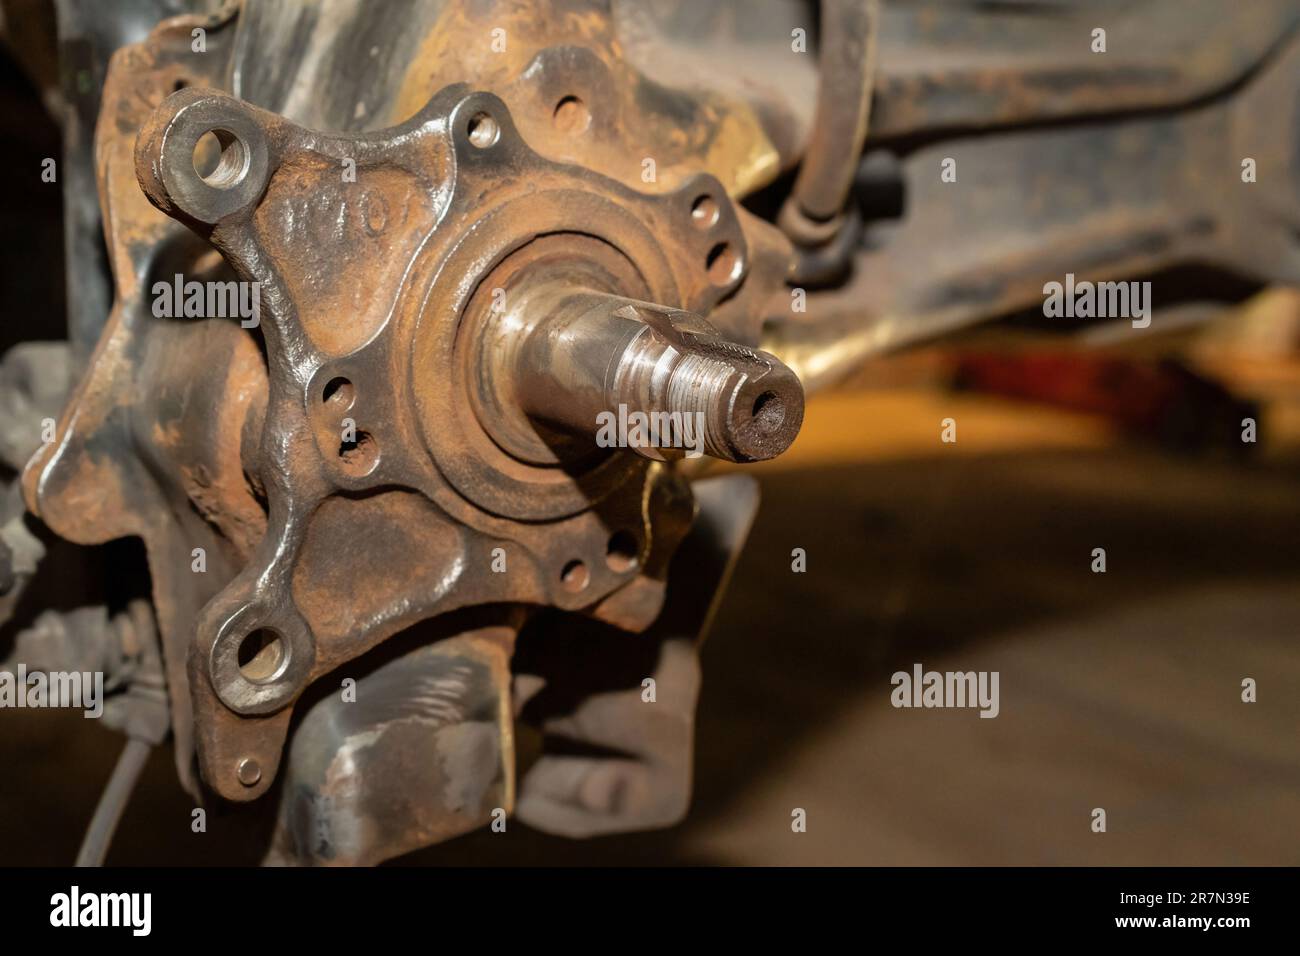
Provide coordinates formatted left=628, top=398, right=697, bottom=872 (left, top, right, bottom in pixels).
left=26, top=0, right=804, bottom=843
left=129, top=83, right=803, bottom=801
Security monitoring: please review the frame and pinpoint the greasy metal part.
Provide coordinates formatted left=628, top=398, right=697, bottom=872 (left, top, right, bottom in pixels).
left=228, top=0, right=798, bottom=200
left=769, top=20, right=1300, bottom=389
left=26, top=0, right=799, bottom=815
left=25, top=0, right=800, bottom=816
left=779, top=0, right=877, bottom=286
left=611, top=0, right=819, bottom=190
left=51, top=0, right=221, bottom=360
left=868, top=0, right=1300, bottom=139
left=126, top=83, right=737, bottom=800
left=497, top=290, right=804, bottom=463
left=265, top=615, right=518, bottom=865
left=784, top=0, right=877, bottom=227
left=513, top=473, right=760, bottom=838
left=20, top=0, right=1300, bottom=865
left=23, top=5, right=256, bottom=797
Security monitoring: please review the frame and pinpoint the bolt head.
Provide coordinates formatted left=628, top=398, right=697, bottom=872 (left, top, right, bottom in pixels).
left=236, top=757, right=262, bottom=787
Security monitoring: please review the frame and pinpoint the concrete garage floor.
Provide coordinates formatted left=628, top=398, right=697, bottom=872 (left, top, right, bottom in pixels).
left=2, top=379, right=1298, bottom=865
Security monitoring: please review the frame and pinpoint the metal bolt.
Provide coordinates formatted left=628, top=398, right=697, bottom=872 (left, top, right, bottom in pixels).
left=236, top=757, right=262, bottom=787
left=510, top=293, right=804, bottom=463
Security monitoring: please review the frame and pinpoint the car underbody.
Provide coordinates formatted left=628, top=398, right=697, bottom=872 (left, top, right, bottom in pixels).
left=0, top=0, right=1296, bottom=865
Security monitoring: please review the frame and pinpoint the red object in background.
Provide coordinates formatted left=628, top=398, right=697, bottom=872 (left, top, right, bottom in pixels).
left=950, top=352, right=1259, bottom=454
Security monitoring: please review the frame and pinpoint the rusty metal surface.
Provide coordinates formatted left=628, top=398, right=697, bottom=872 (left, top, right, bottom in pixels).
left=265, top=615, right=518, bottom=865
left=227, top=0, right=800, bottom=199
left=10, top=0, right=1300, bottom=865
left=770, top=3, right=1300, bottom=391
left=513, top=473, right=760, bottom=838
left=23, top=5, right=254, bottom=795
left=869, top=0, right=1300, bottom=139
left=125, top=76, right=792, bottom=802
left=785, top=0, right=877, bottom=226
left=778, top=0, right=878, bottom=287
left=20, top=0, right=800, bottom=851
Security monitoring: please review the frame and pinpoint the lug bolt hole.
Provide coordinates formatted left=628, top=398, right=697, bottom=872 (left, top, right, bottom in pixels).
left=237, top=629, right=286, bottom=684
left=338, top=430, right=378, bottom=475
left=322, top=376, right=355, bottom=411
left=706, top=242, right=742, bottom=285
left=605, top=531, right=639, bottom=573
left=468, top=112, right=500, bottom=148
left=553, top=95, right=591, bottom=135
left=691, top=195, right=719, bottom=229
left=193, top=128, right=249, bottom=189
left=561, top=559, right=590, bottom=593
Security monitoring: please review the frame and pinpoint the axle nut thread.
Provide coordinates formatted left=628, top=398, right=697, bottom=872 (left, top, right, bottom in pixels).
left=603, top=302, right=804, bottom=463
left=509, top=292, right=804, bottom=464
left=660, top=348, right=801, bottom=462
